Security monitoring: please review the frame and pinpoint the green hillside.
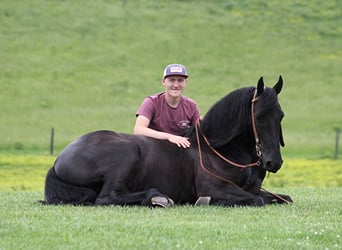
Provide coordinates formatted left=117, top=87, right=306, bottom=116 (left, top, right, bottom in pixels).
left=1, top=0, right=341, bottom=157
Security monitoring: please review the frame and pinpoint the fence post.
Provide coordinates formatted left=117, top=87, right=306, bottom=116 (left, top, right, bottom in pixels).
left=50, top=128, right=54, bottom=156
left=335, top=127, right=340, bottom=159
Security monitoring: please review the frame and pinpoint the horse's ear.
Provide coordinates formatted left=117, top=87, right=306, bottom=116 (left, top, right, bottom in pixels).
left=273, top=75, right=283, bottom=95
left=257, top=77, right=264, bottom=96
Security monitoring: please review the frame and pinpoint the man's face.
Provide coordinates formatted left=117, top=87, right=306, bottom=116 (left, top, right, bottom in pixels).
left=162, top=76, right=188, bottom=97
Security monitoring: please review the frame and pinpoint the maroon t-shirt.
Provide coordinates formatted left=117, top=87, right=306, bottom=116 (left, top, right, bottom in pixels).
left=136, top=92, right=200, bottom=135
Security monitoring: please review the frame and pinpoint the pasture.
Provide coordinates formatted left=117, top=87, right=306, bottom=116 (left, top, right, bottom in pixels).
left=1, top=189, right=341, bottom=249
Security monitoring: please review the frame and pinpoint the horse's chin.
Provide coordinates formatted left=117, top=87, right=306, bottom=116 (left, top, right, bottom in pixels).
left=267, top=168, right=279, bottom=173
left=262, top=161, right=283, bottom=173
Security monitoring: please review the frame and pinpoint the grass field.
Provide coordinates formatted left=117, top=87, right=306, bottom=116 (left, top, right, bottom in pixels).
left=0, top=0, right=341, bottom=158
left=1, top=189, right=341, bottom=249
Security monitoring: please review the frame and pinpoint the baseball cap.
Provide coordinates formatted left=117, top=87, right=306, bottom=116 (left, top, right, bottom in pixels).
left=163, top=64, right=188, bottom=79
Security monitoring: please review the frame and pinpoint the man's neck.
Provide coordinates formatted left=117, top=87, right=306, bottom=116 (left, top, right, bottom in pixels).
left=165, top=94, right=181, bottom=108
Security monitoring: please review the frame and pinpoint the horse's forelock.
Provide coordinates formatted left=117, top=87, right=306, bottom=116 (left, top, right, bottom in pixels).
left=259, top=86, right=280, bottom=108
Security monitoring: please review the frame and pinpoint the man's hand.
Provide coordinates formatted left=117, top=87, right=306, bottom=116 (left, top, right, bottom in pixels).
left=168, top=135, right=191, bottom=148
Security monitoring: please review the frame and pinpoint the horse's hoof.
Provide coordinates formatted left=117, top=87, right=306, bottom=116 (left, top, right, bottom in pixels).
left=151, top=196, right=174, bottom=208
left=194, top=196, right=211, bottom=206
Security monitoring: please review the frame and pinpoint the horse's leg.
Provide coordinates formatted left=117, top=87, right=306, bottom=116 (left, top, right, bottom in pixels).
left=207, top=188, right=292, bottom=207
left=199, top=187, right=265, bottom=207
left=258, top=189, right=293, bottom=204
left=93, top=150, right=175, bottom=207
left=44, top=167, right=98, bottom=205
left=95, top=187, right=174, bottom=207
left=210, top=194, right=265, bottom=207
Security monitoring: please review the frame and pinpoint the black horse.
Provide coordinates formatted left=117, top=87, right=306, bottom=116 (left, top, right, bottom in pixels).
left=43, top=76, right=292, bottom=207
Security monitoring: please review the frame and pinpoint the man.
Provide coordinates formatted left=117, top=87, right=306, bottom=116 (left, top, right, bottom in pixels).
left=134, top=63, right=200, bottom=148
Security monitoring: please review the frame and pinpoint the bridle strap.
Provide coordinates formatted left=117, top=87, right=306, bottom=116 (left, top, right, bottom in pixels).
left=251, top=89, right=262, bottom=158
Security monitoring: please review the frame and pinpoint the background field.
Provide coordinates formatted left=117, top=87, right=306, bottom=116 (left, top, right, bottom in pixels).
left=1, top=0, right=341, bottom=158
left=0, top=155, right=341, bottom=192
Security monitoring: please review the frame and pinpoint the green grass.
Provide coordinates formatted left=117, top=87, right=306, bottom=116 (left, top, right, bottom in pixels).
left=1, top=189, right=341, bottom=249
left=0, top=0, right=341, bottom=157
left=0, top=155, right=53, bottom=191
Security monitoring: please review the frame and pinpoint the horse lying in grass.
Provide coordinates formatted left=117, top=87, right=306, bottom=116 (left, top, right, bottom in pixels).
left=43, top=76, right=292, bottom=207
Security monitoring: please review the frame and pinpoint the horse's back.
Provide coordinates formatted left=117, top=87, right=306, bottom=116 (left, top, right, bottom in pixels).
left=54, top=130, right=140, bottom=186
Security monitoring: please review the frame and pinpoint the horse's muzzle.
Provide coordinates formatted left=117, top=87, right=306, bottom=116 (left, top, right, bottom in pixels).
left=263, top=159, right=283, bottom=173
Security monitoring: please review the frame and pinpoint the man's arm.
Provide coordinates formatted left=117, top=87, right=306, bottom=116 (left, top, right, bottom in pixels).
left=134, top=115, right=191, bottom=148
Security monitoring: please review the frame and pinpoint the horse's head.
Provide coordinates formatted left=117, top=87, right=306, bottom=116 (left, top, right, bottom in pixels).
left=197, top=76, right=285, bottom=173
left=253, top=75, right=284, bottom=173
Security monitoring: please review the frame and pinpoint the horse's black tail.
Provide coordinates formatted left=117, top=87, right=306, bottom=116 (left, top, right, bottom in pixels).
left=43, top=167, right=98, bottom=205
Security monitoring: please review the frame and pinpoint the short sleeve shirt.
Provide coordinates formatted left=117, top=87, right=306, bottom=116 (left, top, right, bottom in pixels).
left=136, top=92, right=200, bottom=135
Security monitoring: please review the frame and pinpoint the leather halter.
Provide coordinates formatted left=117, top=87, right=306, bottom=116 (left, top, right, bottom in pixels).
left=195, top=89, right=262, bottom=169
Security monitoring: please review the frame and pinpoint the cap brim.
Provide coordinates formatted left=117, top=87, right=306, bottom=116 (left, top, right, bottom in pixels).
left=163, top=74, right=188, bottom=79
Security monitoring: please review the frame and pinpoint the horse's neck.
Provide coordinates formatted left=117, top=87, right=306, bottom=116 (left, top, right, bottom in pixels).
left=217, top=132, right=256, bottom=163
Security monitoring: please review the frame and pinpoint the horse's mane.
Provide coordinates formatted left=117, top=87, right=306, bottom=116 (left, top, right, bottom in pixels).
left=194, top=85, right=279, bottom=148
left=199, top=87, right=255, bottom=147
